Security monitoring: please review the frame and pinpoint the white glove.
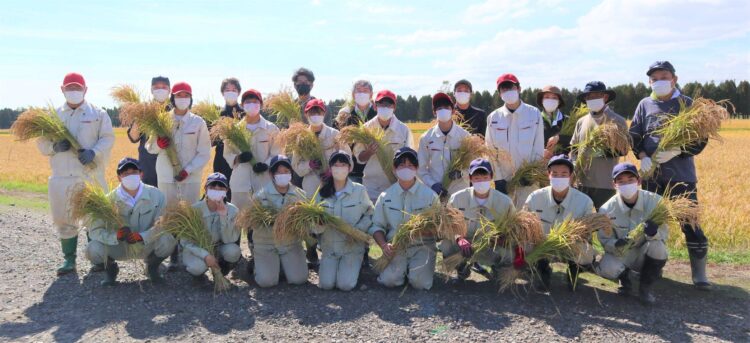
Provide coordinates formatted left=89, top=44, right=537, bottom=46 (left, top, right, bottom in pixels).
left=654, top=148, right=681, bottom=164
left=639, top=157, right=653, bottom=173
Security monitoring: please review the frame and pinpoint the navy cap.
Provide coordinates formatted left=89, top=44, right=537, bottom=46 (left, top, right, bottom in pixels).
left=269, top=154, right=293, bottom=171
left=612, top=162, right=639, bottom=179
left=647, top=61, right=675, bottom=76
left=577, top=81, right=616, bottom=103
left=151, top=76, right=170, bottom=86
left=547, top=154, right=574, bottom=172
left=393, top=147, right=418, bottom=166
left=206, top=172, right=229, bottom=188
left=329, top=150, right=352, bottom=165
left=469, top=158, right=493, bottom=176
left=117, top=157, right=141, bottom=173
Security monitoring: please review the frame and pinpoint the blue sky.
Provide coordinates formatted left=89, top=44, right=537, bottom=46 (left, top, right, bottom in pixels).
left=1, top=0, right=748, bottom=108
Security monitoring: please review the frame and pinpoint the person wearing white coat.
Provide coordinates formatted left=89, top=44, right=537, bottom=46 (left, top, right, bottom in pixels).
left=37, top=72, right=115, bottom=276
left=418, top=92, right=471, bottom=199
left=485, top=74, right=545, bottom=208
left=145, top=81, right=211, bottom=270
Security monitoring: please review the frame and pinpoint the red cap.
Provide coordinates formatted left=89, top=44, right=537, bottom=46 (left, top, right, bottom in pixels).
left=171, top=82, right=192, bottom=95
left=241, top=89, right=263, bottom=104
left=304, top=98, right=327, bottom=113
left=374, top=90, right=397, bottom=103
left=431, top=92, right=454, bottom=108
left=496, top=73, right=520, bottom=88
left=62, top=72, right=86, bottom=87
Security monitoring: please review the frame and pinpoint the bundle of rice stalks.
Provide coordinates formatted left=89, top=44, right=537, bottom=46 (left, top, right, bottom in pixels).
left=10, top=106, right=96, bottom=168
left=157, top=201, right=232, bottom=292
left=508, top=160, right=549, bottom=193
left=624, top=189, right=699, bottom=252
left=338, top=123, right=396, bottom=183
left=235, top=199, right=278, bottom=233
left=559, top=104, right=589, bottom=137
left=265, top=87, right=302, bottom=127
left=522, top=213, right=609, bottom=269
left=209, top=117, right=258, bottom=165
left=441, top=135, right=492, bottom=189
left=110, top=84, right=142, bottom=105
left=192, top=99, right=222, bottom=125
left=70, top=183, right=143, bottom=258
left=272, top=192, right=371, bottom=245
left=110, top=85, right=166, bottom=128
left=278, top=123, right=327, bottom=172
left=374, top=204, right=466, bottom=272
left=644, top=98, right=732, bottom=177
left=571, top=122, right=631, bottom=174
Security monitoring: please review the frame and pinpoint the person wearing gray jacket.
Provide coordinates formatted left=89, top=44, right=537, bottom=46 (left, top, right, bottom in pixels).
left=595, top=163, right=668, bottom=305
left=182, top=173, right=241, bottom=284
left=86, top=158, right=176, bottom=286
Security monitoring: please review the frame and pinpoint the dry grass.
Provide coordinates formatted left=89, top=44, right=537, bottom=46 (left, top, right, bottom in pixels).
left=0, top=120, right=749, bottom=254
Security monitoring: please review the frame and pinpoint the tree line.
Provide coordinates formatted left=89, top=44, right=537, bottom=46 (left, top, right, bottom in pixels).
left=0, top=80, right=748, bottom=129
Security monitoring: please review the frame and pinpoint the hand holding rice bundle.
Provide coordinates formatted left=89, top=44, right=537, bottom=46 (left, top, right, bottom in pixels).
left=210, top=117, right=260, bottom=169
left=278, top=122, right=328, bottom=173
left=623, top=189, right=699, bottom=253
left=441, top=135, right=492, bottom=190
left=571, top=121, right=631, bottom=174
left=338, top=123, right=397, bottom=183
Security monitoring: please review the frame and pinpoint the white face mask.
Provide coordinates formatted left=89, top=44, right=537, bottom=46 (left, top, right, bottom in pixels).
left=152, top=89, right=169, bottom=102
left=550, top=177, right=570, bottom=192
left=617, top=182, right=639, bottom=200
left=206, top=189, right=227, bottom=201
left=121, top=174, right=141, bottom=191
left=454, top=92, right=471, bottom=105
left=377, top=107, right=393, bottom=120
left=436, top=108, right=453, bottom=122
left=396, top=167, right=416, bottom=181
left=223, top=91, right=239, bottom=105
left=354, top=92, right=371, bottom=106
left=309, top=114, right=324, bottom=125
left=586, top=98, right=605, bottom=112
left=243, top=102, right=260, bottom=116
left=542, top=98, right=559, bottom=113
left=274, top=173, right=292, bottom=187
left=331, top=166, right=349, bottom=181
left=64, top=91, right=85, bottom=105
left=174, top=97, right=191, bottom=110
left=501, top=89, right=519, bottom=104
left=473, top=181, right=492, bottom=195
left=651, top=80, right=673, bottom=97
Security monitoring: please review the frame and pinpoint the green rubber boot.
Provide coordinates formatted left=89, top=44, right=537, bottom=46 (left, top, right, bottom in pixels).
left=56, top=236, right=78, bottom=276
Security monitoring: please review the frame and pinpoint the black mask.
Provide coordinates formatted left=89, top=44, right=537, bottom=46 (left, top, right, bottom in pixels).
left=295, top=83, right=312, bottom=96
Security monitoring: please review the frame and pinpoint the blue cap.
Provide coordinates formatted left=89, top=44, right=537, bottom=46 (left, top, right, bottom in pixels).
left=206, top=172, right=229, bottom=188
left=612, top=162, right=639, bottom=179
left=547, top=154, right=574, bottom=172
left=393, top=147, right=418, bottom=166
left=329, top=150, right=352, bottom=165
left=116, top=157, right=140, bottom=173
left=577, top=81, right=616, bottom=103
left=269, top=154, right=292, bottom=171
left=647, top=61, right=675, bottom=76
left=469, top=158, right=493, bottom=176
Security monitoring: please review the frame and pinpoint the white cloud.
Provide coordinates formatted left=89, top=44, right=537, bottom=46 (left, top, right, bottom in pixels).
left=462, top=0, right=532, bottom=24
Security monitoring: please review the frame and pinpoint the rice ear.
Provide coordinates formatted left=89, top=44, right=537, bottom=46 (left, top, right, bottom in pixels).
left=265, top=87, right=302, bottom=126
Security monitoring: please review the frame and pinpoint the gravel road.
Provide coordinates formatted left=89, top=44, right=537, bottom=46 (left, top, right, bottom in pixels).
left=0, top=204, right=747, bottom=342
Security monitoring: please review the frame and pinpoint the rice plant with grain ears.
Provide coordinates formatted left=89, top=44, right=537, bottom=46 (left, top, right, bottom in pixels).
left=278, top=123, right=328, bottom=172
left=571, top=122, right=631, bottom=174
left=209, top=117, right=260, bottom=168
left=441, top=135, right=492, bottom=189
left=643, top=98, right=732, bottom=178
left=559, top=104, right=589, bottom=137
left=273, top=189, right=371, bottom=245
left=338, top=123, right=396, bottom=183
left=70, top=183, right=143, bottom=258
left=624, top=187, right=699, bottom=253
left=235, top=199, right=278, bottom=233
left=10, top=106, right=96, bottom=169
left=374, top=204, right=466, bottom=272
left=157, top=200, right=233, bottom=292
left=508, top=160, right=549, bottom=193
left=192, top=99, right=222, bottom=125
left=265, top=87, right=302, bottom=127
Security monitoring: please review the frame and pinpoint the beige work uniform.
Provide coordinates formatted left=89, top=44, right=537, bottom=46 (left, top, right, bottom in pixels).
left=417, top=123, right=471, bottom=197
left=181, top=200, right=241, bottom=276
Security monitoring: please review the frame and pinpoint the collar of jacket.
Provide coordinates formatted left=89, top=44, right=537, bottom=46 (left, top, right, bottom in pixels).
left=545, top=186, right=574, bottom=210
left=432, top=122, right=459, bottom=138
left=114, top=183, right=152, bottom=207
left=469, top=188, right=494, bottom=208
left=395, top=179, right=422, bottom=196
left=245, top=115, right=270, bottom=130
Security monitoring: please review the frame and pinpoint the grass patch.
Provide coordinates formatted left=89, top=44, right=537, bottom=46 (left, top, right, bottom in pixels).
left=669, top=248, right=750, bottom=264
left=0, top=194, right=48, bottom=210
left=0, top=180, right=47, bottom=193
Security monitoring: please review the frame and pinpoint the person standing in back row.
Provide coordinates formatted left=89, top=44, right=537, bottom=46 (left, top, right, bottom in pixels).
left=127, top=76, right=171, bottom=187
left=453, top=79, right=486, bottom=136
left=213, top=77, right=245, bottom=201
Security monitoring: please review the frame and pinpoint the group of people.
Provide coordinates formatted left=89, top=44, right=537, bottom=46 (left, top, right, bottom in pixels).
left=38, top=61, right=711, bottom=305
